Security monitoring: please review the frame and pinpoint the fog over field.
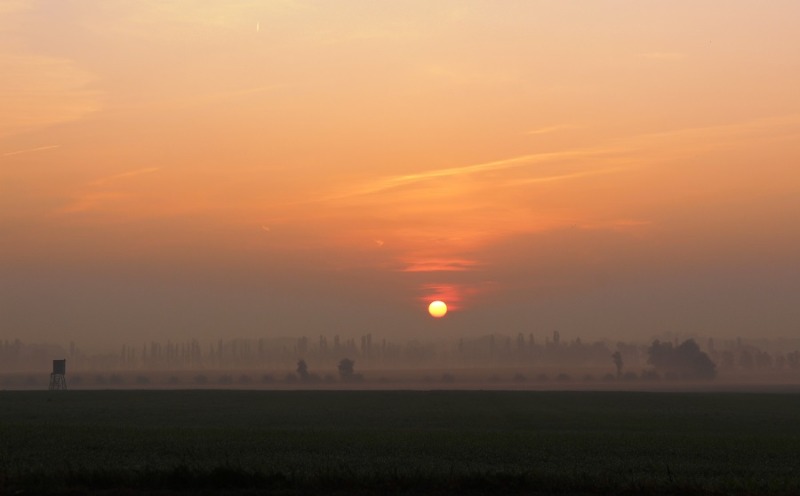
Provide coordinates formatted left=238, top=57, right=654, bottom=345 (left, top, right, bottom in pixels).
left=3, top=331, right=800, bottom=392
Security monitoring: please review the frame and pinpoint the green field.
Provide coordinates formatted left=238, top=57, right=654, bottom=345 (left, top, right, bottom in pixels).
left=1, top=390, right=799, bottom=494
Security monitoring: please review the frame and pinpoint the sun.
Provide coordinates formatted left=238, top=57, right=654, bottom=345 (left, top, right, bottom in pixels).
left=428, top=300, right=448, bottom=318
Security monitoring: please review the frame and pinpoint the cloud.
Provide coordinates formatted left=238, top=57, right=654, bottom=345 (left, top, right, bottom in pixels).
left=525, top=125, right=574, bottom=136
left=0, top=53, right=99, bottom=138
left=2, top=144, right=60, bottom=157
left=59, top=191, right=126, bottom=214
left=331, top=114, right=800, bottom=207
left=401, top=258, right=479, bottom=273
left=89, top=167, right=160, bottom=187
left=503, top=166, right=631, bottom=188
left=59, top=168, right=160, bottom=214
left=611, top=114, right=800, bottom=157
left=329, top=146, right=627, bottom=201
left=418, top=282, right=498, bottom=311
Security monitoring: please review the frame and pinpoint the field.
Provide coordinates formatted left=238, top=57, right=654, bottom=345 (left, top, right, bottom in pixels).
left=1, top=390, right=799, bottom=495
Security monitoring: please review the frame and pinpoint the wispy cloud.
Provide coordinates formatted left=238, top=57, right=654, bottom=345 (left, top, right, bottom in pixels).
left=503, top=166, right=631, bottom=188
left=0, top=53, right=99, bottom=138
left=59, top=191, right=126, bottom=214
left=89, top=167, right=159, bottom=186
left=418, top=281, right=498, bottom=311
left=334, top=114, right=800, bottom=206
left=401, top=258, right=479, bottom=273
left=328, top=147, right=626, bottom=201
left=609, top=114, right=800, bottom=158
left=525, top=125, right=573, bottom=136
left=419, top=283, right=465, bottom=310
left=2, top=144, right=60, bottom=157
left=59, top=167, right=160, bottom=214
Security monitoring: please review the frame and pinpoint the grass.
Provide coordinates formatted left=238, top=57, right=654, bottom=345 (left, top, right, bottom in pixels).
left=1, top=390, right=799, bottom=494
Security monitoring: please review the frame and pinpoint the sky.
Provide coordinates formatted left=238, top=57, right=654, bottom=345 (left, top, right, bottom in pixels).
left=2, top=1, right=799, bottom=349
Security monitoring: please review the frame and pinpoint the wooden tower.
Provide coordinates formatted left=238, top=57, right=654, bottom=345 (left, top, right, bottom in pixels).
left=49, top=359, right=67, bottom=391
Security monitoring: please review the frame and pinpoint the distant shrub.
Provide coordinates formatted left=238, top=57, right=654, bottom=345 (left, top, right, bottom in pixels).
left=167, top=376, right=180, bottom=385
left=218, top=375, right=233, bottom=385
left=261, top=374, right=274, bottom=384
left=194, top=374, right=208, bottom=385
left=602, top=373, right=616, bottom=381
left=284, top=373, right=298, bottom=383
left=536, top=373, right=549, bottom=382
left=648, top=339, right=716, bottom=380
left=94, top=374, right=107, bottom=385
left=441, top=373, right=455, bottom=384
left=109, top=374, right=124, bottom=385
left=582, top=374, right=595, bottom=382
left=487, top=375, right=501, bottom=383
left=513, top=373, right=527, bottom=383
left=337, top=358, right=355, bottom=380
left=323, top=374, right=336, bottom=383
left=556, top=373, right=571, bottom=382
left=623, top=371, right=638, bottom=381
left=237, top=374, right=252, bottom=384
left=135, top=375, right=150, bottom=385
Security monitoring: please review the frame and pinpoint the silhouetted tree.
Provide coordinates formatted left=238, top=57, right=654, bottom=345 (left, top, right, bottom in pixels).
left=296, top=359, right=309, bottom=380
left=647, top=339, right=716, bottom=380
left=611, top=351, right=623, bottom=378
left=338, top=358, right=355, bottom=379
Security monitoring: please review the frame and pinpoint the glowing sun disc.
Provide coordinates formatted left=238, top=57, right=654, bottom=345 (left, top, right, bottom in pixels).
left=428, top=300, right=448, bottom=318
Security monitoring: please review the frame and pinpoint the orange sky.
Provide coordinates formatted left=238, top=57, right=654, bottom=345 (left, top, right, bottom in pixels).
left=2, top=1, right=799, bottom=347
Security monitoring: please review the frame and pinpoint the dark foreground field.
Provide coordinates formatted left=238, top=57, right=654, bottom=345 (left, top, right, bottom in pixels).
left=1, top=390, right=799, bottom=495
